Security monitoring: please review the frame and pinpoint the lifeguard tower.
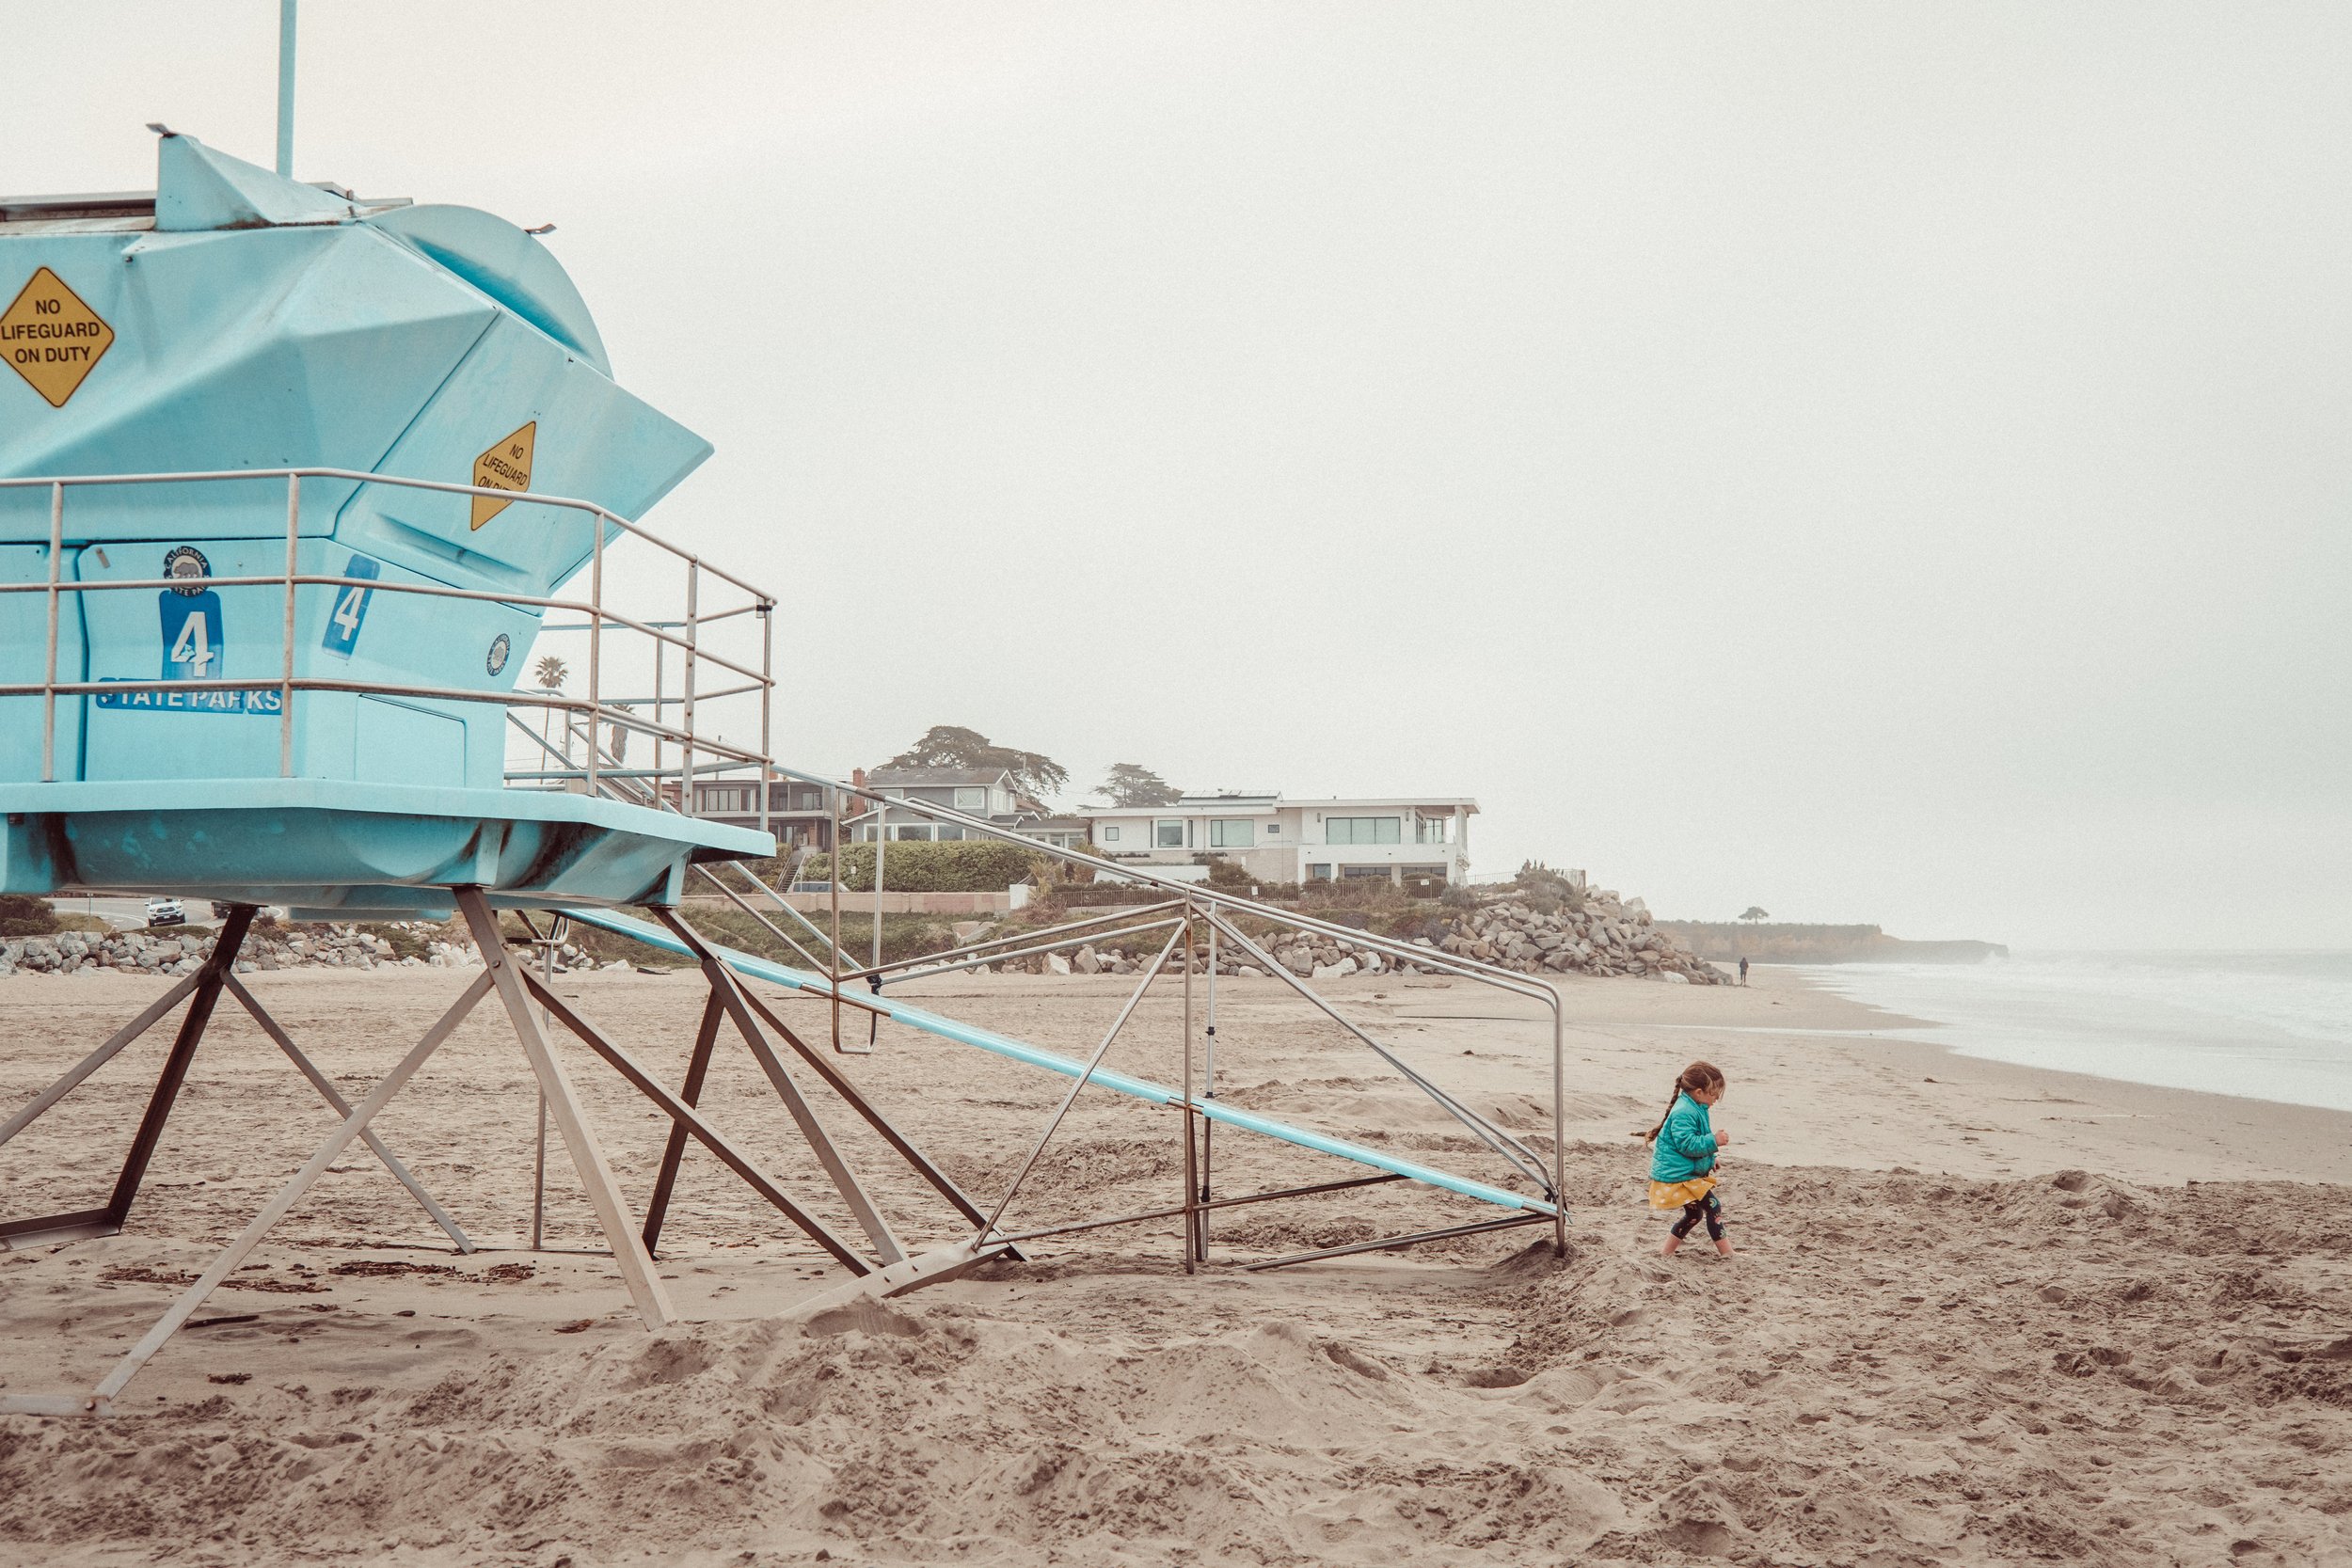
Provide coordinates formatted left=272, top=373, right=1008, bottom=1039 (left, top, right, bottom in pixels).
left=1, top=126, right=1571, bottom=1421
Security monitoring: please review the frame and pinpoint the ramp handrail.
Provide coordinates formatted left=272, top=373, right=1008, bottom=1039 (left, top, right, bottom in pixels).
left=675, top=766, right=1571, bottom=1247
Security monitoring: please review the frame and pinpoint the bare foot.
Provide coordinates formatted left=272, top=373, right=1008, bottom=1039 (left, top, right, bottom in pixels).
left=1713, top=1237, right=1735, bottom=1258
left=1661, top=1233, right=1684, bottom=1258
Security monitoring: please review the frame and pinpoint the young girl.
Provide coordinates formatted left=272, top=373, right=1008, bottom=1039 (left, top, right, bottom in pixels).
left=1640, top=1061, right=1733, bottom=1258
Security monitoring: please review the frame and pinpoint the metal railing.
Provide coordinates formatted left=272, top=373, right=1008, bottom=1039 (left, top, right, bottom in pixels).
left=0, top=468, right=776, bottom=816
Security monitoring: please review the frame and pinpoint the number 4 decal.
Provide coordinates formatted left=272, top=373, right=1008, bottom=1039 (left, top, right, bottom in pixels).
left=157, top=586, right=224, bottom=683
left=320, top=554, right=381, bottom=658
left=168, top=609, right=215, bottom=675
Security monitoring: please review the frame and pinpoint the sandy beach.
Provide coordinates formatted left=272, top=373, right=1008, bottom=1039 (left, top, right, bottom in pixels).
left=2, top=960, right=2347, bottom=1566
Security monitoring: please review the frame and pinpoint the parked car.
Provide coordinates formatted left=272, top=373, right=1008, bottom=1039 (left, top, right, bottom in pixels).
left=144, top=897, right=185, bottom=927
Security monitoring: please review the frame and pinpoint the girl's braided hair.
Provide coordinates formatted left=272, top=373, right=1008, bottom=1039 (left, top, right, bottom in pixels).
left=1637, top=1060, right=1725, bottom=1143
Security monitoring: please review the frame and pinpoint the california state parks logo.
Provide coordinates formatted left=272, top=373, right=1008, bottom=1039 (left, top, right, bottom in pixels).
left=163, top=545, right=211, bottom=594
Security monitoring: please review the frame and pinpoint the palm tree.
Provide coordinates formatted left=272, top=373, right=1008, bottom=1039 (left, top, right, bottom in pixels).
left=532, top=656, right=569, bottom=754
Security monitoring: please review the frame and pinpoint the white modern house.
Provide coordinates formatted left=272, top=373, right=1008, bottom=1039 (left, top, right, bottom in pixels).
left=1086, top=791, right=1474, bottom=890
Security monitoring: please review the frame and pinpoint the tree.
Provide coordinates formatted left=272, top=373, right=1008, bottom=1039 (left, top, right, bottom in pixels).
left=1094, top=763, right=1181, bottom=807
left=532, top=656, right=570, bottom=749
left=883, top=725, right=1069, bottom=800
left=1739, top=906, right=1770, bottom=924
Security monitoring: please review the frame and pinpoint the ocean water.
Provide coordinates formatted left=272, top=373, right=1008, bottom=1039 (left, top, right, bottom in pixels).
left=1793, top=950, right=2352, bottom=1114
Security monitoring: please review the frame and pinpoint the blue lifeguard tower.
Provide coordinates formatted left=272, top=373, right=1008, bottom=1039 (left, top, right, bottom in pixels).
left=0, top=131, right=1014, bottom=1413
left=1, top=129, right=771, bottom=916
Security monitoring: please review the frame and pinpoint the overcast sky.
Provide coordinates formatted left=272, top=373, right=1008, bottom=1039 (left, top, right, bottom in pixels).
left=14, top=4, right=2348, bottom=947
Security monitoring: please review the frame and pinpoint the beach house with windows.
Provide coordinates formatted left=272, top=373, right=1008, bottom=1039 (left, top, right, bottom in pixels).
left=848, top=766, right=1093, bottom=849
left=1085, top=790, right=1474, bottom=889
left=688, top=776, right=836, bottom=849
left=847, top=766, right=1057, bottom=842
left=691, top=766, right=1043, bottom=851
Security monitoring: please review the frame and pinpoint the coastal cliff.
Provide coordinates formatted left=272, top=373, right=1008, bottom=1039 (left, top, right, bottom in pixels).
left=1661, top=921, right=2008, bottom=965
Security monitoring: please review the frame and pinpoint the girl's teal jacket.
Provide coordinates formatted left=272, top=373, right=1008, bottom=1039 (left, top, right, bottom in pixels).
left=1649, top=1091, right=1719, bottom=1183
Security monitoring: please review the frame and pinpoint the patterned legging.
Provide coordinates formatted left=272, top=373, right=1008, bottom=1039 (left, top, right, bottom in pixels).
left=1672, top=1190, right=1725, bottom=1242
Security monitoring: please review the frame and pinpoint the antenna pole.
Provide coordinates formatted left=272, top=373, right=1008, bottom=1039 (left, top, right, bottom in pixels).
left=275, top=0, right=298, bottom=178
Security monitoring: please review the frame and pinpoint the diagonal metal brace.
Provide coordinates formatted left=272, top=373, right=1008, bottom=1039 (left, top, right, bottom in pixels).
left=0, top=975, right=200, bottom=1150
left=978, top=924, right=1184, bottom=1240
left=86, top=970, right=495, bottom=1409
left=640, top=990, right=726, bottom=1256
left=520, top=973, right=875, bottom=1275
left=644, top=909, right=904, bottom=1262
left=0, top=910, right=256, bottom=1250
left=653, top=907, right=998, bottom=1239
left=221, top=975, right=474, bottom=1253
left=1200, top=910, right=1552, bottom=1193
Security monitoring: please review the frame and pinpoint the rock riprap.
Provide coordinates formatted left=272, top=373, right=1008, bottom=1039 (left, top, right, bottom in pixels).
left=1432, top=887, right=1724, bottom=983
left=0, top=926, right=628, bottom=978
left=1010, top=885, right=1726, bottom=984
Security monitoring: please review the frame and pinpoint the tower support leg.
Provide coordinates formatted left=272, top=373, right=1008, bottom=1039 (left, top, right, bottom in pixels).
left=103, top=906, right=256, bottom=1231
left=0, top=911, right=254, bottom=1250
left=640, top=991, right=726, bottom=1256
left=455, top=887, right=675, bottom=1329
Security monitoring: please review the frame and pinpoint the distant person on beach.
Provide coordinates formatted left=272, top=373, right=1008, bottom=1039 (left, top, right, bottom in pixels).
left=1641, top=1060, right=1732, bottom=1258
left=1739, top=957, right=1749, bottom=986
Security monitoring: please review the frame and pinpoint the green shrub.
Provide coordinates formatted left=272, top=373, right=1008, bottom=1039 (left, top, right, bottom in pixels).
left=358, top=922, right=434, bottom=961
left=1378, top=910, right=1454, bottom=943
left=1048, top=843, right=1120, bottom=884
left=803, top=840, right=1044, bottom=894
left=0, top=894, right=59, bottom=939
left=1513, top=861, right=1584, bottom=913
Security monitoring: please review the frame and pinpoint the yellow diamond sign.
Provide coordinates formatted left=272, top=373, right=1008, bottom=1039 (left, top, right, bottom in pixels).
left=1, top=267, right=115, bottom=408
left=470, top=421, right=537, bottom=530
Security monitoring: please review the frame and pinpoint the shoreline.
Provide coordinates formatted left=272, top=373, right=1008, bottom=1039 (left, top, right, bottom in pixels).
left=1786, top=949, right=2352, bottom=1117
left=1373, top=959, right=2352, bottom=1188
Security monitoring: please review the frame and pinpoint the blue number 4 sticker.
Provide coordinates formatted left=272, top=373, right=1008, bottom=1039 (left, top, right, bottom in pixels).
left=321, top=554, right=381, bottom=657
left=160, top=591, right=224, bottom=679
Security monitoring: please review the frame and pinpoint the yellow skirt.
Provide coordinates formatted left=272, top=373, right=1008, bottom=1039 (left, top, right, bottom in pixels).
left=1648, top=1176, right=1717, bottom=1210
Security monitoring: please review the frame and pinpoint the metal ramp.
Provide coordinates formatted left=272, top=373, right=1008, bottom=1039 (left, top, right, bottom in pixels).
left=573, top=904, right=1556, bottom=1217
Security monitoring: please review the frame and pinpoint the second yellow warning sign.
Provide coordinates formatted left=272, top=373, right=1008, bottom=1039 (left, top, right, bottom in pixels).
left=470, top=421, right=538, bottom=529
